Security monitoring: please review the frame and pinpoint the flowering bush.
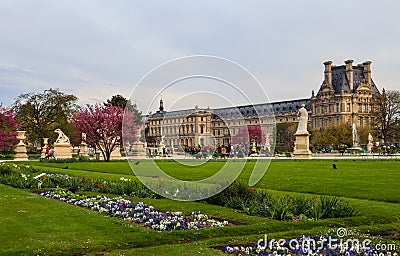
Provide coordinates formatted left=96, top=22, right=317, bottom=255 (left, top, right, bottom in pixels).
left=205, top=180, right=358, bottom=220
left=0, top=163, right=158, bottom=198
left=40, top=189, right=229, bottom=231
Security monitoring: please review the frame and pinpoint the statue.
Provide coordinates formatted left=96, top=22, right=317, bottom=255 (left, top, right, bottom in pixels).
left=82, top=133, right=87, bottom=142
left=367, top=133, right=374, bottom=152
left=293, top=104, right=312, bottom=159
left=352, top=123, right=359, bottom=147
left=54, top=129, right=70, bottom=144
left=368, top=133, right=373, bottom=144
left=136, top=128, right=142, bottom=141
left=295, top=104, right=309, bottom=134
left=53, top=129, right=72, bottom=159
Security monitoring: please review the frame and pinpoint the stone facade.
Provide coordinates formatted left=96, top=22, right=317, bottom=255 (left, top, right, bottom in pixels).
left=311, top=60, right=379, bottom=129
left=145, top=99, right=310, bottom=148
left=144, top=60, right=380, bottom=149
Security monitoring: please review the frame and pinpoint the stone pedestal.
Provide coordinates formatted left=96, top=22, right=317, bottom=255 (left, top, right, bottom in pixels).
left=14, top=131, right=29, bottom=160
left=54, top=143, right=72, bottom=159
left=157, top=143, right=165, bottom=155
left=367, top=142, right=373, bottom=153
left=41, top=138, right=49, bottom=158
left=293, top=133, right=312, bottom=159
left=110, top=146, right=121, bottom=160
left=80, top=143, right=88, bottom=156
left=130, top=141, right=146, bottom=157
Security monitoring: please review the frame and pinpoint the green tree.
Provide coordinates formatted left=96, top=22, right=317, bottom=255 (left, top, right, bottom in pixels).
left=357, top=125, right=375, bottom=145
left=311, top=123, right=374, bottom=148
left=13, top=88, right=78, bottom=146
left=311, top=123, right=352, bottom=148
left=105, top=94, right=142, bottom=124
left=275, top=122, right=297, bottom=152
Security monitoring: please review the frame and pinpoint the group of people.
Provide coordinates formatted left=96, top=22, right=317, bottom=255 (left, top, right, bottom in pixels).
left=45, top=146, right=56, bottom=158
left=215, top=144, right=232, bottom=156
left=184, top=145, right=203, bottom=155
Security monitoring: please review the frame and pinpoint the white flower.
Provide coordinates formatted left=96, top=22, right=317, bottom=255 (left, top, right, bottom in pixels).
left=21, top=173, right=28, bottom=181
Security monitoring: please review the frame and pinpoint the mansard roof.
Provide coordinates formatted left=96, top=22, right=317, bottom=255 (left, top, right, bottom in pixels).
left=145, top=98, right=311, bottom=121
left=317, top=65, right=379, bottom=96
left=211, top=99, right=311, bottom=119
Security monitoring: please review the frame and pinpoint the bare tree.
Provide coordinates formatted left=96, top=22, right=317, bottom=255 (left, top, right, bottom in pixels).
left=373, top=89, right=400, bottom=144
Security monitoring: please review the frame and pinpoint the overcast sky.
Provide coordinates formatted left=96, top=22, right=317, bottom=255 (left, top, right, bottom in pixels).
left=1, top=1, right=399, bottom=112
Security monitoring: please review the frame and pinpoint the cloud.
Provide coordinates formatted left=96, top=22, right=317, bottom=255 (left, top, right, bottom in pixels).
left=0, top=0, right=399, bottom=110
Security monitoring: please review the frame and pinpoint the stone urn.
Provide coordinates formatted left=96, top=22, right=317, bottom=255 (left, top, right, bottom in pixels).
left=17, top=131, right=27, bottom=146
left=15, top=131, right=29, bottom=160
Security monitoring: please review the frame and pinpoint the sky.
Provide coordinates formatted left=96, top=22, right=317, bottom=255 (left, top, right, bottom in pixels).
left=0, top=0, right=399, bottom=113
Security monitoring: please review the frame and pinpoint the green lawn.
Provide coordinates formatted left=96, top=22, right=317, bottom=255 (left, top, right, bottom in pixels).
left=1, top=159, right=399, bottom=255
left=30, top=159, right=400, bottom=202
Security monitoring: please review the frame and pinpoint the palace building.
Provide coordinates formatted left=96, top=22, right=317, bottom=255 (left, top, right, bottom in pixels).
left=144, top=60, right=380, bottom=149
left=311, top=60, right=379, bottom=129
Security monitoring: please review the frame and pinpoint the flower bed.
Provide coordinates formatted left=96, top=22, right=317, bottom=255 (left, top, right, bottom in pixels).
left=39, top=189, right=229, bottom=231
left=0, top=163, right=359, bottom=221
left=221, top=234, right=395, bottom=255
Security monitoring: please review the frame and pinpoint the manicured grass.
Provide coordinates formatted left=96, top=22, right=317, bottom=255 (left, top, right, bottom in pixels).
left=29, top=159, right=400, bottom=202
left=3, top=159, right=400, bottom=255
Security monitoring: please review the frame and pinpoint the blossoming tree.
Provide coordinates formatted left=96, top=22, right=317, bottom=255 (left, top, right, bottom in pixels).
left=0, top=104, right=19, bottom=153
left=72, top=104, right=138, bottom=161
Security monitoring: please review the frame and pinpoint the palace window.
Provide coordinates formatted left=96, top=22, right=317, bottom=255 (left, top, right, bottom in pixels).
left=346, top=103, right=351, bottom=112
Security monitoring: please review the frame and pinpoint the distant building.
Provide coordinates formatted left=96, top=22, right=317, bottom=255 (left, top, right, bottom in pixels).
left=144, top=98, right=310, bottom=148
left=311, top=60, right=379, bottom=129
left=144, top=60, right=380, bottom=149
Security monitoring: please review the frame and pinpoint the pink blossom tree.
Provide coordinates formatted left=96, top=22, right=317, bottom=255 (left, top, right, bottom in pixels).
left=72, top=104, right=138, bottom=162
left=0, top=104, right=19, bottom=153
left=231, top=125, right=265, bottom=145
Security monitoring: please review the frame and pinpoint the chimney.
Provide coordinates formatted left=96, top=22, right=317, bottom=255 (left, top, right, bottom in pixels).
left=363, top=61, right=372, bottom=85
left=345, top=59, right=354, bottom=91
left=323, top=60, right=332, bottom=86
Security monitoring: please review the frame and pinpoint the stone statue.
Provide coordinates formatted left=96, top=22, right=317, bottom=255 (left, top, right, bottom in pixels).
left=82, top=133, right=87, bottom=142
left=367, top=133, right=374, bottom=152
left=352, top=123, right=359, bottom=147
left=54, top=129, right=70, bottom=144
left=295, top=104, right=309, bottom=134
left=136, top=128, right=142, bottom=141
left=368, top=133, right=373, bottom=144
